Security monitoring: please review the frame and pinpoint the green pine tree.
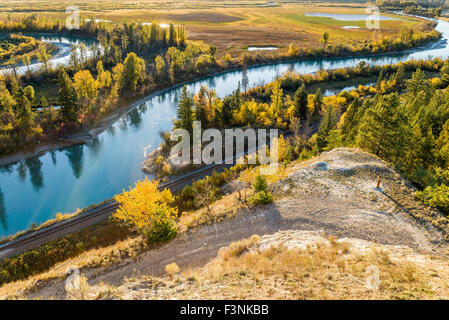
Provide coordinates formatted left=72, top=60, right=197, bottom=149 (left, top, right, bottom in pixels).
left=293, top=84, right=308, bottom=121
left=177, top=85, right=194, bottom=133
left=58, top=69, right=78, bottom=122
left=356, top=93, right=411, bottom=163
left=312, top=88, right=323, bottom=116
left=341, top=97, right=361, bottom=143
left=376, top=70, right=383, bottom=91
left=16, top=95, right=36, bottom=137
left=316, top=106, right=335, bottom=151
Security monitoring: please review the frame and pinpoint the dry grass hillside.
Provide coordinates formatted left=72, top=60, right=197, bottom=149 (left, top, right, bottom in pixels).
left=88, top=230, right=449, bottom=300
left=2, top=148, right=449, bottom=299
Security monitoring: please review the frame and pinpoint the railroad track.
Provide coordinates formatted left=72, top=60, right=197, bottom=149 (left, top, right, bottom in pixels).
left=0, top=124, right=320, bottom=259
left=0, top=161, right=232, bottom=258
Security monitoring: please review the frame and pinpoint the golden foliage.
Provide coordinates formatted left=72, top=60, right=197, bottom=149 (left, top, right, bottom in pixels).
left=113, top=177, right=177, bottom=233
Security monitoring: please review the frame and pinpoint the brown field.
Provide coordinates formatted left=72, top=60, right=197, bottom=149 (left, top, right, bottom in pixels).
left=161, top=12, right=244, bottom=23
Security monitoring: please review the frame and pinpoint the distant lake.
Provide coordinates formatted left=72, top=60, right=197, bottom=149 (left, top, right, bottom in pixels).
left=305, top=12, right=405, bottom=21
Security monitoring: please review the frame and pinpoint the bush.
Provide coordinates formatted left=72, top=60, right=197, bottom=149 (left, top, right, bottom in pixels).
left=249, top=174, right=273, bottom=204
left=253, top=174, right=268, bottom=193
left=416, top=184, right=449, bottom=215
left=284, top=146, right=294, bottom=164
left=145, top=214, right=177, bottom=243
left=165, top=262, right=180, bottom=277
left=249, top=190, right=273, bottom=205
left=211, top=170, right=226, bottom=187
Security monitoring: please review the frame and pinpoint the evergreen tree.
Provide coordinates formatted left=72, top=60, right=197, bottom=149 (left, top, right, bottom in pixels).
left=169, top=23, right=176, bottom=46
left=406, top=69, right=429, bottom=97
left=194, top=87, right=208, bottom=126
left=16, top=94, right=36, bottom=137
left=270, top=81, right=283, bottom=116
left=356, top=93, right=411, bottom=163
left=40, top=96, right=54, bottom=129
left=394, top=64, right=405, bottom=85
left=293, top=84, right=308, bottom=121
left=324, top=129, right=343, bottom=151
left=155, top=55, right=166, bottom=80
left=219, top=96, right=233, bottom=126
left=406, top=125, right=435, bottom=173
left=376, top=70, right=383, bottom=91
left=177, top=85, right=194, bottom=133
left=341, top=97, right=361, bottom=143
left=58, top=69, right=78, bottom=122
left=150, top=24, right=158, bottom=47
left=161, top=28, right=167, bottom=46
left=321, top=31, right=329, bottom=50
left=313, top=88, right=323, bottom=116
left=440, top=61, right=449, bottom=86
left=36, top=45, right=51, bottom=72
left=209, top=45, right=217, bottom=62
left=436, top=119, right=449, bottom=166
left=316, top=106, right=335, bottom=151
left=231, top=82, right=241, bottom=108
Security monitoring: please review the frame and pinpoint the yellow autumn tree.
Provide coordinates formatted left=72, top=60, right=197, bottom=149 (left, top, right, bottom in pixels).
left=270, top=134, right=288, bottom=164
left=113, top=177, right=178, bottom=241
left=238, top=168, right=257, bottom=201
left=73, top=69, right=98, bottom=112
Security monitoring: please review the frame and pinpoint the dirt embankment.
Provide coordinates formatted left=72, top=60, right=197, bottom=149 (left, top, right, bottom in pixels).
left=5, top=148, right=449, bottom=299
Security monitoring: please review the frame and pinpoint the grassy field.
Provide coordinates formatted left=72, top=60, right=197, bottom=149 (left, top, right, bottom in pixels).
left=0, top=2, right=424, bottom=57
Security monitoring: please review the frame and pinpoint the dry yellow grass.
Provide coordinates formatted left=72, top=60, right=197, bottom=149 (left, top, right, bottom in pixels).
left=89, top=232, right=449, bottom=300
left=0, top=235, right=145, bottom=299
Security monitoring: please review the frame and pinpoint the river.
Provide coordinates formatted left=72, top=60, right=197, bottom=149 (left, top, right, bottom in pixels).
left=0, top=20, right=449, bottom=237
left=0, top=34, right=98, bottom=75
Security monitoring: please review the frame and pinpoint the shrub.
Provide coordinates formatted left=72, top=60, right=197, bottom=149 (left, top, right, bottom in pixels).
left=249, top=175, right=273, bottom=204
left=144, top=208, right=178, bottom=242
left=0, top=222, right=130, bottom=286
left=165, top=262, right=180, bottom=277
left=253, top=174, right=268, bottom=193
left=211, top=170, right=226, bottom=187
left=178, top=185, right=195, bottom=210
left=416, top=184, right=449, bottom=215
left=249, top=190, right=273, bottom=205
left=284, top=145, right=294, bottom=164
